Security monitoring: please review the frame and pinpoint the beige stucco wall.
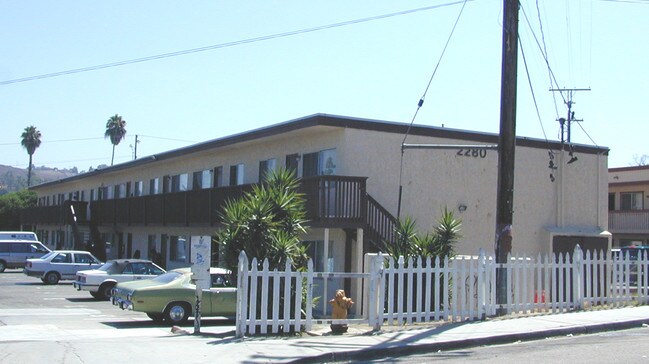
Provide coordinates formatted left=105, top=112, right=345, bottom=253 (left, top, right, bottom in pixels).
left=608, top=167, right=649, bottom=211
left=609, top=167, right=649, bottom=184
left=339, top=127, right=608, bottom=256
left=31, top=122, right=608, bottom=259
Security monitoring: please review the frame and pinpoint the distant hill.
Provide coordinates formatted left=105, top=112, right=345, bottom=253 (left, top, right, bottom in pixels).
left=0, top=164, right=79, bottom=194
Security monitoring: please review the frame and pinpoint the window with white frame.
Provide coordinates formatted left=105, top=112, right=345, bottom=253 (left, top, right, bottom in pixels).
left=259, top=158, right=277, bottom=182
left=302, top=149, right=336, bottom=177
left=230, top=164, right=244, bottom=186
left=149, top=177, right=160, bottom=195
left=319, top=149, right=336, bottom=175
left=621, top=192, right=643, bottom=210
left=98, top=186, right=111, bottom=200
left=192, top=170, right=212, bottom=190
left=169, top=236, right=187, bottom=262
left=214, top=166, right=223, bottom=187
left=134, top=181, right=143, bottom=197
left=170, top=174, right=189, bottom=192
left=285, top=154, right=299, bottom=176
left=117, top=183, right=127, bottom=198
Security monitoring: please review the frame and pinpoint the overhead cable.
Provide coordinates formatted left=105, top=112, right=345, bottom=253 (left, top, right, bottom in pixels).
left=397, top=0, right=469, bottom=218
left=0, top=1, right=471, bottom=86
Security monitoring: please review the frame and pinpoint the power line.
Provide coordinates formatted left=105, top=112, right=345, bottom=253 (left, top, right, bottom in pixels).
left=518, top=37, right=549, bottom=144
left=0, top=137, right=103, bottom=146
left=1, top=134, right=194, bottom=147
left=137, top=134, right=197, bottom=143
left=599, top=0, right=649, bottom=4
left=6, top=154, right=132, bottom=169
left=520, top=5, right=566, bottom=105
left=0, top=1, right=470, bottom=86
left=397, top=0, right=470, bottom=218
left=534, top=0, right=560, bottom=118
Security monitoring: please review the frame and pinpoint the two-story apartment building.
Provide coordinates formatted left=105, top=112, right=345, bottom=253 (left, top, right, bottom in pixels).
left=608, top=165, right=649, bottom=247
left=22, top=114, right=610, bottom=308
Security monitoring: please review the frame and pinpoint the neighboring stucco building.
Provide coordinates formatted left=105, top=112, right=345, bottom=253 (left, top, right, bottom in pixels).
left=608, top=165, right=649, bottom=247
left=22, top=114, right=610, bottom=307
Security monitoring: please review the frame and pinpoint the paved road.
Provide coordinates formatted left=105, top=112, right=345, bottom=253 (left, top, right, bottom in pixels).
left=347, top=326, right=649, bottom=363
left=0, top=269, right=235, bottom=343
left=4, top=268, right=649, bottom=364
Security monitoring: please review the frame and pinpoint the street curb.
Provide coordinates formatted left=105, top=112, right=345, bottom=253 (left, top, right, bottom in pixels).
left=290, top=318, right=649, bottom=363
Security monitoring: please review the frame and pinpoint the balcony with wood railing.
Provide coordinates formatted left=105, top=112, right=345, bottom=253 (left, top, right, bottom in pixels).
left=21, top=201, right=88, bottom=226
left=608, top=210, right=649, bottom=233
left=21, top=175, right=398, bottom=246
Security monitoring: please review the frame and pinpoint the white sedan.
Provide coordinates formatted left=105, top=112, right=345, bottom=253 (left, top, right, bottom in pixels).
left=74, top=259, right=165, bottom=300
left=24, top=250, right=103, bottom=284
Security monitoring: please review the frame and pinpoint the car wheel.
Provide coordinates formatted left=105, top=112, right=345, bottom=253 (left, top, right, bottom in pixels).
left=89, top=291, right=100, bottom=299
left=164, top=302, right=191, bottom=325
left=146, top=313, right=165, bottom=322
left=44, top=272, right=60, bottom=285
left=0, top=260, right=6, bottom=273
left=96, top=282, right=115, bottom=301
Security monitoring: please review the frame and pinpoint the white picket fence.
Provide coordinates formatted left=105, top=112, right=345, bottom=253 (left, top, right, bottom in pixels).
left=236, top=247, right=649, bottom=337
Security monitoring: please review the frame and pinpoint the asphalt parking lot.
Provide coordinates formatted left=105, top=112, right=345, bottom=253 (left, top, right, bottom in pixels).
left=0, top=269, right=236, bottom=343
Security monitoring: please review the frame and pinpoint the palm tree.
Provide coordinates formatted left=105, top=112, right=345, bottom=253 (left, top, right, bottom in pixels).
left=104, top=114, right=127, bottom=166
left=20, top=125, right=42, bottom=187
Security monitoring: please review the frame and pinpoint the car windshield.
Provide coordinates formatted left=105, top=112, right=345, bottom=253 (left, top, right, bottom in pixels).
left=40, top=251, right=57, bottom=260
left=97, top=262, right=115, bottom=272
left=151, top=271, right=185, bottom=284
left=621, top=248, right=649, bottom=261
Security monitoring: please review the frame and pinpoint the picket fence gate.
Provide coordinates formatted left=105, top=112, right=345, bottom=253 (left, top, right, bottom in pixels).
left=236, top=247, right=649, bottom=338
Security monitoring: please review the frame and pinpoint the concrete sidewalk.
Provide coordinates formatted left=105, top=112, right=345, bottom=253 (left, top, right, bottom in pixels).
left=196, top=306, right=649, bottom=363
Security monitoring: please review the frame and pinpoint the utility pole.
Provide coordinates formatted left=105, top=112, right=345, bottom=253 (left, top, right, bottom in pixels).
left=134, top=134, right=139, bottom=160
left=550, top=88, right=590, bottom=143
left=495, top=0, right=519, bottom=315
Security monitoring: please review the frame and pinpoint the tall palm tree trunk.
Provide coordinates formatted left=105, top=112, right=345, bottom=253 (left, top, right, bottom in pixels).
left=111, top=145, right=116, bottom=166
left=27, top=153, right=33, bottom=187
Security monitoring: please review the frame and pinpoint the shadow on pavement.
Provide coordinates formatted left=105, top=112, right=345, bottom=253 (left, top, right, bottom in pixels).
left=102, top=320, right=174, bottom=329
left=13, top=281, right=73, bottom=286
left=0, top=270, right=23, bottom=274
left=13, top=281, right=46, bottom=286
left=102, top=318, right=236, bottom=330
left=66, top=297, right=99, bottom=303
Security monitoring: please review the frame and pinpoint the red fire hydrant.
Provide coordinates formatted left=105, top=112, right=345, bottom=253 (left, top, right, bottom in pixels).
left=329, top=289, right=354, bottom=334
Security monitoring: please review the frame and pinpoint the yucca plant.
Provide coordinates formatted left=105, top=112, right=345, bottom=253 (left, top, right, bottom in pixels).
left=216, top=168, right=308, bottom=272
left=383, top=208, right=462, bottom=314
left=385, top=207, right=462, bottom=261
left=216, top=168, right=310, bottom=333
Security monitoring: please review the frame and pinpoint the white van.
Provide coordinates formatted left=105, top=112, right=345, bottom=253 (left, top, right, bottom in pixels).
left=0, top=239, right=51, bottom=272
left=0, top=231, right=38, bottom=241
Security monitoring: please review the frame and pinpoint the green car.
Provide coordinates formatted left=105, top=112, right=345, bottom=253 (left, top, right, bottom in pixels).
left=111, top=267, right=236, bottom=325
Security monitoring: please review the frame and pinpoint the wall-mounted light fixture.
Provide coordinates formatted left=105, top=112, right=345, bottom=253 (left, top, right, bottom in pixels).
left=458, top=204, right=467, bottom=212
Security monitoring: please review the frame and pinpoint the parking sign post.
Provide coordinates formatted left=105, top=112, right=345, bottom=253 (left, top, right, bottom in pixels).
left=191, top=237, right=211, bottom=334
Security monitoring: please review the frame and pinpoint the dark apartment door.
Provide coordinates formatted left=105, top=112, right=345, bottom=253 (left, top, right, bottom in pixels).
left=160, top=236, right=168, bottom=270
left=127, top=233, right=133, bottom=258
left=117, top=233, right=125, bottom=259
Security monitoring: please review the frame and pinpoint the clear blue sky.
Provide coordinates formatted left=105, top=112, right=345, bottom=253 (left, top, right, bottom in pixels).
left=1, top=0, right=646, bottom=171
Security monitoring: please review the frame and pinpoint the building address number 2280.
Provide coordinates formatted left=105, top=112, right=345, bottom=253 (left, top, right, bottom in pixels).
left=456, top=149, right=488, bottom=158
